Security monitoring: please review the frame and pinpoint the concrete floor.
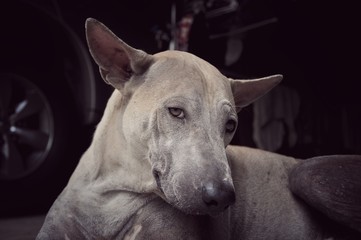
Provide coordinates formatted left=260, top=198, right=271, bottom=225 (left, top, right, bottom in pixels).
left=0, top=215, right=45, bottom=240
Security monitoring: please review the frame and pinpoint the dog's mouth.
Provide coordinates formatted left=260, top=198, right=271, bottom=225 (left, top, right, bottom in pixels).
left=151, top=169, right=234, bottom=216
left=152, top=169, right=163, bottom=193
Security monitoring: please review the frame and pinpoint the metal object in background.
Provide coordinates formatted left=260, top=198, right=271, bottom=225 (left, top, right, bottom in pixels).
left=0, top=74, right=54, bottom=180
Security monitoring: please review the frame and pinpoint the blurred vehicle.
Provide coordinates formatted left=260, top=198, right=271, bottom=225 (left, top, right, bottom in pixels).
left=0, top=0, right=114, bottom=216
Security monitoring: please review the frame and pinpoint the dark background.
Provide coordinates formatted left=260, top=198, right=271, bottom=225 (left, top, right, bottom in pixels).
left=0, top=0, right=360, bottom=216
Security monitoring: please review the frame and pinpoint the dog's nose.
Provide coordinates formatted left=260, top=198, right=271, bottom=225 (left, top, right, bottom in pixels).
left=202, top=181, right=235, bottom=212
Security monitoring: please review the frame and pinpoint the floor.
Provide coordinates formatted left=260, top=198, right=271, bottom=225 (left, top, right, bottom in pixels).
left=0, top=215, right=45, bottom=240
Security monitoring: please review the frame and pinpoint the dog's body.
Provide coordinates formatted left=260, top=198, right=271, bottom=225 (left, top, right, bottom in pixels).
left=37, top=19, right=361, bottom=239
left=37, top=143, right=322, bottom=239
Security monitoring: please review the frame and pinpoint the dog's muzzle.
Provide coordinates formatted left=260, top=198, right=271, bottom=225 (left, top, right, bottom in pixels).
left=202, top=180, right=235, bottom=214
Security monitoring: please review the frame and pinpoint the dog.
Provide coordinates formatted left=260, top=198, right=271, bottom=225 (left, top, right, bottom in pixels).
left=37, top=18, right=361, bottom=239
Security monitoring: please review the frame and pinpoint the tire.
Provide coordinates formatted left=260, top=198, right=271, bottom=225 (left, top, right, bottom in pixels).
left=0, top=71, right=84, bottom=216
left=0, top=1, right=95, bottom=216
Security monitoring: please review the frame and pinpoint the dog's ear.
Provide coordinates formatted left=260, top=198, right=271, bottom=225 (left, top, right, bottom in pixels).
left=85, top=18, right=154, bottom=90
left=230, top=74, right=282, bottom=111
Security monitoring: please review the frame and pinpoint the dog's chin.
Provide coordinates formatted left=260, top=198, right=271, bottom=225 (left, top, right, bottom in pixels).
left=172, top=202, right=209, bottom=216
left=173, top=202, right=228, bottom=217
left=161, top=193, right=227, bottom=217
left=154, top=177, right=229, bottom=217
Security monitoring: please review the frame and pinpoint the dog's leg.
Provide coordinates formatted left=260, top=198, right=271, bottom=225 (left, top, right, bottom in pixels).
left=290, top=155, right=361, bottom=235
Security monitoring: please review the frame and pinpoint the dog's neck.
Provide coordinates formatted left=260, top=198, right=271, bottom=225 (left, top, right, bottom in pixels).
left=71, top=90, right=157, bottom=195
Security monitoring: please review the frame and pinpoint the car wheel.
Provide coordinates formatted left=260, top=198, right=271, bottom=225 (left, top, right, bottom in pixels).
left=0, top=73, right=54, bottom=180
left=0, top=71, right=84, bottom=216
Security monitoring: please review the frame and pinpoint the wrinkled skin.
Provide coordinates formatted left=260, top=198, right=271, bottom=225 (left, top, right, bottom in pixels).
left=129, top=53, right=238, bottom=215
left=36, top=18, right=361, bottom=240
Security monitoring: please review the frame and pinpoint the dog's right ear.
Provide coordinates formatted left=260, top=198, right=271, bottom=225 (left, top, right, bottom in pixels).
left=85, top=18, right=154, bottom=90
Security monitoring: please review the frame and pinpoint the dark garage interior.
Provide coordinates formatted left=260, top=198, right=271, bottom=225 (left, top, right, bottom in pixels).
left=0, top=0, right=360, bottom=238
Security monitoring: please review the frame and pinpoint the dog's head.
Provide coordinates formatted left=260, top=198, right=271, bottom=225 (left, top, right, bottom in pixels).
left=86, top=18, right=282, bottom=215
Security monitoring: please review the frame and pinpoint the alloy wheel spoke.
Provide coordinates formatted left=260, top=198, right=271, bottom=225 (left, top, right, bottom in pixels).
left=9, top=91, right=44, bottom=123
left=1, top=135, right=25, bottom=177
left=10, top=126, right=49, bottom=150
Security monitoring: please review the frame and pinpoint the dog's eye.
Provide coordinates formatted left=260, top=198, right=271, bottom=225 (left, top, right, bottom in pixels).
left=225, top=119, right=237, bottom=133
left=169, top=108, right=185, bottom=119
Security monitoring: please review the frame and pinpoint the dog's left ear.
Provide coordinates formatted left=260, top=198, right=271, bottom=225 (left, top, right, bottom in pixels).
left=85, top=18, right=154, bottom=90
left=230, top=74, right=282, bottom=111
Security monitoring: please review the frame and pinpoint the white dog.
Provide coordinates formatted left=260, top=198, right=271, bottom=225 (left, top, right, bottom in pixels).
left=37, top=18, right=361, bottom=239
